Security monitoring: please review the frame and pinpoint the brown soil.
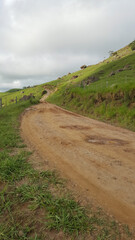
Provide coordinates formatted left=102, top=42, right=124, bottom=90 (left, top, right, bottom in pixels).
left=21, top=101, right=135, bottom=227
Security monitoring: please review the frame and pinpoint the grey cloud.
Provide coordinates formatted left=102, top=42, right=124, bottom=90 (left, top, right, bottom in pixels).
left=0, top=0, right=135, bottom=91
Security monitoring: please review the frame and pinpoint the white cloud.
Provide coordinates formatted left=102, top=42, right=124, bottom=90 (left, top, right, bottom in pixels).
left=0, top=0, right=135, bottom=91
left=0, top=80, right=21, bottom=89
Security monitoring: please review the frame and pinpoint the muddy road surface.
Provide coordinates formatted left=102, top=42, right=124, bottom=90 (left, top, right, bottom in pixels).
left=21, top=102, right=135, bottom=227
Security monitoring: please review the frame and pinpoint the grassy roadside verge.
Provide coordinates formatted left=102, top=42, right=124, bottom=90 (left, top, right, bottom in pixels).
left=0, top=101, right=134, bottom=240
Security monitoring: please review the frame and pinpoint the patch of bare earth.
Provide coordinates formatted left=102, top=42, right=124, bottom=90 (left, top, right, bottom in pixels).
left=21, top=102, right=135, bottom=229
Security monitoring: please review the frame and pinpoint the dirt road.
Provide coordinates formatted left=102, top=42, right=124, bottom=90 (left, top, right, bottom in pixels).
left=21, top=101, right=135, bottom=226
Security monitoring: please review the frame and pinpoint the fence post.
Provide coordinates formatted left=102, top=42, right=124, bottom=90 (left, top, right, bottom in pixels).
left=0, top=98, right=2, bottom=109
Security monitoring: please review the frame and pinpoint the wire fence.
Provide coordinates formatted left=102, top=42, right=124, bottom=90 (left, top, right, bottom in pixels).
left=0, top=98, right=2, bottom=108
left=0, top=96, right=18, bottom=109
left=0, top=89, right=42, bottom=110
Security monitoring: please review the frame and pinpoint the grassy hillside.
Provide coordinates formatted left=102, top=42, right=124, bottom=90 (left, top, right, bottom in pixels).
left=46, top=44, right=135, bottom=131
left=6, top=88, right=22, bottom=93
left=0, top=84, right=44, bottom=107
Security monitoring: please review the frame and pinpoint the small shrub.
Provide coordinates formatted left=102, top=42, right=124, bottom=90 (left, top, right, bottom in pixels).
left=129, top=40, right=135, bottom=51
left=30, top=98, right=39, bottom=105
left=112, top=51, right=117, bottom=56
left=42, top=90, right=47, bottom=96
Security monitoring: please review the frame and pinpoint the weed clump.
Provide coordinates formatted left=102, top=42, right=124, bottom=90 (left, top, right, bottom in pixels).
left=129, top=40, right=135, bottom=51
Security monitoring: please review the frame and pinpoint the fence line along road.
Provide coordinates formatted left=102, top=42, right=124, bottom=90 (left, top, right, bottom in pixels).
left=0, top=98, right=2, bottom=109
left=0, top=96, right=18, bottom=109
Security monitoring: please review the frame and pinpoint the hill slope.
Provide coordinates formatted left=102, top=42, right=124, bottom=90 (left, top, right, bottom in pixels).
left=46, top=43, right=135, bottom=131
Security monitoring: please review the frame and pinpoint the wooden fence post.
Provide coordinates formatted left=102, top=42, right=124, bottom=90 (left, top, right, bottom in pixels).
left=0, top=98, right=2, bottom=109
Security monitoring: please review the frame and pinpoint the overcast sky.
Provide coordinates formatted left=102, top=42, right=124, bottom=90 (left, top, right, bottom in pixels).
left=0, top=0, right=135, bottom=91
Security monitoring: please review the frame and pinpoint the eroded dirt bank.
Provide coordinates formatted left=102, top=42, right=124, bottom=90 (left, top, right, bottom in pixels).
left=21, top=102, right=135, bottom=227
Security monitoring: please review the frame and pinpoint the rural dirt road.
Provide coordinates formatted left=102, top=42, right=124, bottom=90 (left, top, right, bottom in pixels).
left=21, top=100, right=135, bottom=227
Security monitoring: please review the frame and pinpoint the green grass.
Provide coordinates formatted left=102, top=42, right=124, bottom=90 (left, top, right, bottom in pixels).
left=0, top=88, right=134, bottom=239
left=16, top=183, right=89, bottom=234
left=6, top=88, right=22, bottom=93
left=0, top=151, right=32, bottom=182
left=129, top=40, right=135, bottom=51
left=47, top=49, right=135, bottom=131
left=0, top=84, right=44, bottom=107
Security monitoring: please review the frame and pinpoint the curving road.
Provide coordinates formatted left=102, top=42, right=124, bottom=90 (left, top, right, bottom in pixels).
left=21, top=101, right=135, bottom=227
